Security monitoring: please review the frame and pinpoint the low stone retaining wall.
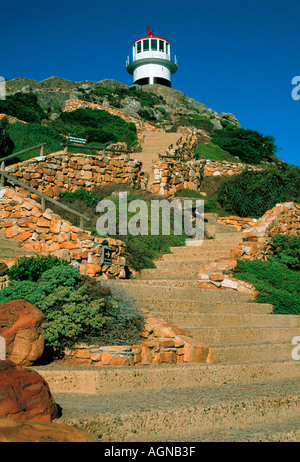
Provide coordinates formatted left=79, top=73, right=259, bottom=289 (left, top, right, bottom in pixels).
left=6, top=151, right=147, bottom=198
left=0, top=188, right=126, bottom=278
left=0, top=113, right=27, bottom=125
left=198, top=202, right=300, bottom=292
left=204, top=160, right=264, bottom=177
left=217, top=216, right=257, bottom=231
left=62, top=312, right=214, bottom=366
left=198, top=258, right=256, bottom=295
left=230, top=202, right=300, bottom=261
left=152, top=159, right=206, bottom=196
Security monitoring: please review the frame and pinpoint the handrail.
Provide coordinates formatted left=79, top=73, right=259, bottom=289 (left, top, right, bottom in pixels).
left=0, top=170, right=90, bottom=229
left=0, top=143, right=47, bottom=163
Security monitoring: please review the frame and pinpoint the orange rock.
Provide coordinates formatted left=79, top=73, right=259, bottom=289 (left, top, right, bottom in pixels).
left=13, top=231, right=31, bottom=242
left=101, top=352, right=111, bottom=365
left=179, top=335, right=210, bottom=363
left=37, top=217, right=50, bottom=228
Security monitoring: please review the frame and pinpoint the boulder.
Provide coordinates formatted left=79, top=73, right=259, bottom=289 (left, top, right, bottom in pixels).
left=0, top=360, right=59, bottom=422
left=0, top=419, right=94, bottom=442
left=0, top=299, right=45, bottom=366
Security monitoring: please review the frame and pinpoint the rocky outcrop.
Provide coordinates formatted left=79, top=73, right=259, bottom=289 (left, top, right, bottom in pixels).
left=0, top=360, right=59, bottom=421
left=0, top=299, right=45, bottom=366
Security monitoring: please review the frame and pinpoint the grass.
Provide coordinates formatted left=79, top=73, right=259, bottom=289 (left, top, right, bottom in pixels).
left=56, top=185, right=188, bottom=272
left=194, top=142, right=239, bottom=162
left=233, top=259, right=300, bottom=314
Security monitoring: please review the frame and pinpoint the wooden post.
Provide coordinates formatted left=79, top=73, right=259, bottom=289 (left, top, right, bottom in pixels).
left=40, top=144, right=44, bottom=156
left=0, top=161, right=5, bottom=187
left=41, top=197, right=46, bottom=211
left=79, top=217, right=84, bottom=229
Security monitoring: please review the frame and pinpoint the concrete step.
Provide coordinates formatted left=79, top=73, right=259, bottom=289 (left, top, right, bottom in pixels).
left=140, top=268, right=199, bottom=280
left=188, top=326, right=300, bottom=346
left=33, top=361, right=300, bottom=395
left=150, top=311, right=300, bottom=329
left=213, top=343, right=298, bottom=364
left=176, top=419, right=300, bottom=442
left=139, top=298, right=274, bottom=314
left=53, top=379, right=300, bottom=442
left=107, top=279, right=252, bottom=303
left=113, top=281, right=252, bottom=302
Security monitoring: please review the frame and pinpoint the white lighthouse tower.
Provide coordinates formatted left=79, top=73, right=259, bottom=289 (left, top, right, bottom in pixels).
left=126, top=27, right=178, bottom=87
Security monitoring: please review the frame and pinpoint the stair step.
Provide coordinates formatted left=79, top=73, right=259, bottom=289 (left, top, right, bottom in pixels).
left=213, top=343, right=298, bottom=363
left=139, top=298, right=274, bottom=314
left=150, top=312, right=300, bottom=328
left=177, top=419, right=300, bottom=442
left=187, top=326, right=300, bottom=346
left=33, top=361, right=300, bottom=395
left=112, top=281, right=252, bottom=302
left=53, top=379, right=300, bottom=441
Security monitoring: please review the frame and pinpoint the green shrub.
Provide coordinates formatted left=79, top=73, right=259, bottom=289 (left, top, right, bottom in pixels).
left=216, top=169, right=300, bottom=218
left=0, top=93, right=46, bottom=123
left=0, top=264, right=144, bottom=350
left=7, top=255, right=69, bottom=282
left=50, top=108, right=137, bottom=146
left=233, top=259, right=300, bottom=314
left=7, top=123, right=65, bottom=159
left=268, top=235, right=300, bottom=271
left=211, top=127, right=276, bottom=164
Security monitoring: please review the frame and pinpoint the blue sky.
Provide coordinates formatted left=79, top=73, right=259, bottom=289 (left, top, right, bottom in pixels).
left=1, top=0, right=299, bottom=167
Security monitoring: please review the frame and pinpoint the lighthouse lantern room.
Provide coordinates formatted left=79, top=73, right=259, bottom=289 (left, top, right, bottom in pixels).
left=126, top=27, right=178, bottom=87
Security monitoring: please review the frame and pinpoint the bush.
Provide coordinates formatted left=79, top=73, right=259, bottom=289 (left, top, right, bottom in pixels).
left=216, top=169, right=300, bottom=218
left=50, top=108, right=137, bottom=146
left=0, top=265, right=144, bottom=351
left=0, top=93, right=46, bottom=123
left=7, top=255, right=69, bottom=282
left=211, top=127, right=276, bottom=164
left=268, top=235, right=300, bottom=271
left=233, top=259, right=300, bottom=314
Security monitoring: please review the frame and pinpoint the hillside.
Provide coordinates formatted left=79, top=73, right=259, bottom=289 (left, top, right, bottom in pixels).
left=5, top=76, right=240, bottom=130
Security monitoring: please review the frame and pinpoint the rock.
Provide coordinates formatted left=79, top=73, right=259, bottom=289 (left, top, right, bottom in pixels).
left=0, top=299, right=45, bottom=366
left=0, top=419, right=94, bottom=442
left=0, top=360, right=59, bottom=421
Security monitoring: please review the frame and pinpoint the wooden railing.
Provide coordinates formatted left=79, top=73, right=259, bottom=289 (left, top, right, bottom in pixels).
left=0, top=143, right=90, bottom=228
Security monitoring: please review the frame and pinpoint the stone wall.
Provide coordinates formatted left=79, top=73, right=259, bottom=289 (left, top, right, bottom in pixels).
left=152, top=159, right=206, bottom=196
left=62, top=311, right=214, bottom=366
left=204, top=159, right=264, bottom=177
left=6, top=151, right=147, bottom=198
left=230, top=202, right=300, bottom=261
left=198, top=202, right=300, bottom=292
left=0, top=188, right=126, bottom=278
left=217, top=216, right=257, bottom=231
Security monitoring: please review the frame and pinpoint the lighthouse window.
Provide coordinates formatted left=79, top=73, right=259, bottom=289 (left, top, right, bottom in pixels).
left=137, top=41, right=142, bottom=53
left=159, top=40, right=164, bottom=52
left=151, top=39, right=157, bottom=51
left=143, top=39, right=149, bottom=51
left=166, top=43, right=169, bottom=54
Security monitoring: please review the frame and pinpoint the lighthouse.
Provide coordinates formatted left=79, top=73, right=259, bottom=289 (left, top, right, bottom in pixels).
left=126, top=27, right=178, bottom=87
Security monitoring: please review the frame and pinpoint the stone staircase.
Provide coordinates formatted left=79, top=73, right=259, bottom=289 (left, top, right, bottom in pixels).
left=133, top=130, right=183, bottom=188
left=34, top=222, right=300, bottom=442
